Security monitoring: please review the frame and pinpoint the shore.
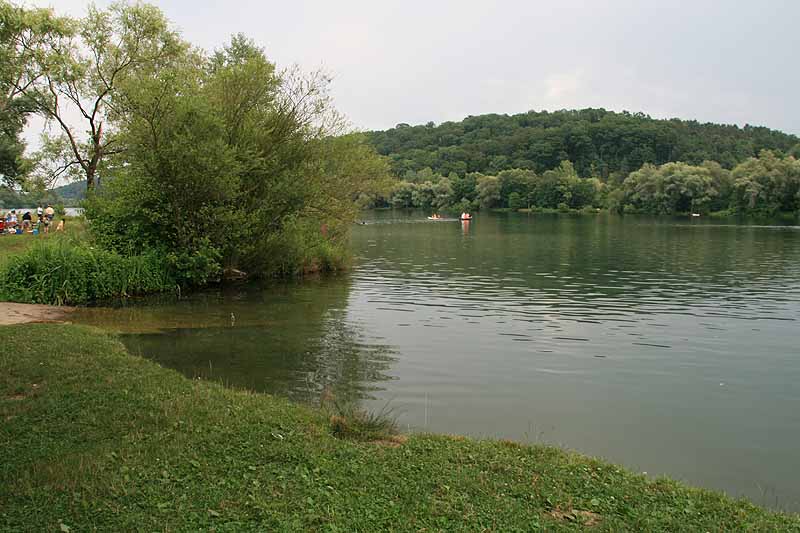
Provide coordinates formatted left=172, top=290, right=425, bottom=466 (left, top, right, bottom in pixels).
left=0, top=303, right=74, bottom=325
left=1, top=323, right=798, bottom=531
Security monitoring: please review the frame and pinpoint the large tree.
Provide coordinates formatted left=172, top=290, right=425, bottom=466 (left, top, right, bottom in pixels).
left=0, top=1, right=71, bottom=187
left=5, top=1, right=182, bottom=189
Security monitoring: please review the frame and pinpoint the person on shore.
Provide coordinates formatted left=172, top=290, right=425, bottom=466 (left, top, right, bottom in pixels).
left=22, top=211, right=32, bottom=231
left=5, top=210, right=17, bottom=232
left=37, top=205, right=43, bottom=223
left=44, top=205, right=55, bottom=234
left=56, top=219, right=65, bottom=232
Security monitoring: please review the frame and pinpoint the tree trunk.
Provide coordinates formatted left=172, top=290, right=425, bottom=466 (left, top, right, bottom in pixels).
left=86, top=165, right=96, bottom=190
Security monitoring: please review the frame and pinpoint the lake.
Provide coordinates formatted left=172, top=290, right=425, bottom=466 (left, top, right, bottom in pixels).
left=72, top=211, right=800, bottom=510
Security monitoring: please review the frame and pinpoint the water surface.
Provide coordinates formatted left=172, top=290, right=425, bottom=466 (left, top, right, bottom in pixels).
left=73, top=212, right=800, bottom=510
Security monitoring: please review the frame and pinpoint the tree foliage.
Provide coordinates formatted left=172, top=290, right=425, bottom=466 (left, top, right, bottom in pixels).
left=0, top=0, right=72, bottom=187
left=4, top=1, right=183, bottom=189
left=85, top=34, right=389, bottom=281
left=368, top=109, right=798, bottom=179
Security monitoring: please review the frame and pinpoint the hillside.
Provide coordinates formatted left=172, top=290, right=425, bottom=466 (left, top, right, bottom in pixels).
left=52, top=180, right=87, bottom=205
left=367, top=108, right=800, bottom=179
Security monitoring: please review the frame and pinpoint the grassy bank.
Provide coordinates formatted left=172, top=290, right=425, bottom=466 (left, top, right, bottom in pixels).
left=1, top=325, right=798, bottom=531
left=0, top=217, right=86, bottom=263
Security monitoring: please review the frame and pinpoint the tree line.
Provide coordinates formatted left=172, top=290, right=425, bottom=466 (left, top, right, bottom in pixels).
left=364, top=110, right=800, bottom=216
left=367, top=150, right=800, bottom=217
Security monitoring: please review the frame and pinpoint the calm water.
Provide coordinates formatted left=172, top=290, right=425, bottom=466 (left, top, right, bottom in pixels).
left=73, top=212, right=800, bottom=510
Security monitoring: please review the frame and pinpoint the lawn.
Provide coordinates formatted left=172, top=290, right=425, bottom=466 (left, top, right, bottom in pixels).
left=0, top=217, right=86, bottom=265
left=0, top=231, right=41, bottom=258
left=1, top=324, right=798, bottom=531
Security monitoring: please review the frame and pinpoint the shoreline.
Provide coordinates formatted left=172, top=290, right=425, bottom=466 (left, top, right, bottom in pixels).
left=0, top=302, right=74, bottom=326
left=1, top=323, right=798, bottom=530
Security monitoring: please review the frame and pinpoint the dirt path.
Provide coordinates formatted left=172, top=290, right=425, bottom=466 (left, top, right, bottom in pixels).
left=1, top=303, right=74, bottom=325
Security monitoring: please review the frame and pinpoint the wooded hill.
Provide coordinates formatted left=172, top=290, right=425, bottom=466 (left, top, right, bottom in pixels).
left=367, top=109, right=799, bottom=180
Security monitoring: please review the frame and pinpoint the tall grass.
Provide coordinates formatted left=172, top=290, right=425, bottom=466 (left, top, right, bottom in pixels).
left=322, top=394, right=399, bottom=442
left=0, top=239, right=176, bottom=305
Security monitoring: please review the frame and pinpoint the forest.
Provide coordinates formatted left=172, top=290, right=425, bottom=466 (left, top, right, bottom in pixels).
left=366, top=110, right=800, bottom=215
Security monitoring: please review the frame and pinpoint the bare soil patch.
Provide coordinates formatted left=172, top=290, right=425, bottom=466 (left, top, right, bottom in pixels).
left=0, top=303, right=74, bottom=325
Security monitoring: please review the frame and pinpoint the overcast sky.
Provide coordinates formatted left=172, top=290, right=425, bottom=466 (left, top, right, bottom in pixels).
left=28, top=0, right=800, bottom=135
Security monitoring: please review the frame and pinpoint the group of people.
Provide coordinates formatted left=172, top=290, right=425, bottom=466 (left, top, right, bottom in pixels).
left=428, top=212, right=473, bottom=220
left=2, top=205, right=58, bottom=234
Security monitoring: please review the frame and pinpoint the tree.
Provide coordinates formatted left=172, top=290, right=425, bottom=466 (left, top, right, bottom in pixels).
left=732, top=150, right=800, bottom=214
left=7, top=1, right=183, bottom=189
left=507, top=191, right=523, bottom=210
left=87, top=33, right=389, bottom=279
left=0, top=1, right=71, bottom=187
left=622, top=162, right=719, bottom=214
left=475, top=174, right=501, bottom=209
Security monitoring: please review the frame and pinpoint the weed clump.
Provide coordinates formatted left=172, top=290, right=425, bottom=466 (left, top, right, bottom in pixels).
left=323, top=395, right=399, bottom=442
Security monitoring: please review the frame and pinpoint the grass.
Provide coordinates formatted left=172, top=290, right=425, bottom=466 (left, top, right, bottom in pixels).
left=325, top=397, right=400, bottom=443
left=0, top=238, right=175, bottom=305
left=0, top=218, right=179, bottom=305
left=0, top=217, right=87, bottom=265
left=1, top=324, right=799, bottom=532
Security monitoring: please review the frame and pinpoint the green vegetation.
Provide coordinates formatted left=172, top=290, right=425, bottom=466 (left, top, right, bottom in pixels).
left=0, top=231, right=37, bottom=258
left=0, top=216, right=84, bottom=261
left=0, top=187, right=63, bottom=209
left=0, top=238, right=174, bottom=304
left=326, top=398, right=400, bottom=443
left=0, top=1, right=390, bottom=302
left=369, top=109, right=798, bottom=178
left=0, top=324, right=797, bottom=531
left=366, top=111, right=800, bottom=216
left=50, top=181, right=85, bottom=206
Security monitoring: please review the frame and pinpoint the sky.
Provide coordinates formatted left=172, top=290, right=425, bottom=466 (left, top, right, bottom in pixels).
left=25, top=0, right=800, bottom=136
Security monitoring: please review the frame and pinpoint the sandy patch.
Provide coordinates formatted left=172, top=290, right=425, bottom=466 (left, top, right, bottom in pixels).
left=0, top=303, right=74, bottom=325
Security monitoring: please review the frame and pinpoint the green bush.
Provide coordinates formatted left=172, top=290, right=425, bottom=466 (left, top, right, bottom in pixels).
left=0, top=239, right=176, bottom=305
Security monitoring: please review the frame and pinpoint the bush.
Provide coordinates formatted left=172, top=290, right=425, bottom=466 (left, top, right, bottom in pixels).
left=0, top=239, right=176, bottom=305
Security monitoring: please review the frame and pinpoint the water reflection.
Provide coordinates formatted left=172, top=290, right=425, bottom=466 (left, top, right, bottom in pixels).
left=73, top=279, right=397, bottom=404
